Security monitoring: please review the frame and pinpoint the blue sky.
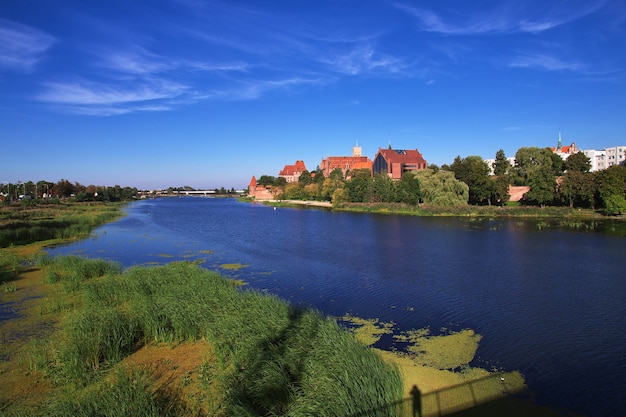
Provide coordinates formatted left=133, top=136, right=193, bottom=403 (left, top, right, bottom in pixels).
left=1, top=0, right=625, bottom=190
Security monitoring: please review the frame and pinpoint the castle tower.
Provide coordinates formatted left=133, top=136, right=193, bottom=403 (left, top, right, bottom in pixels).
left=352, top=140, right=362, bottom=157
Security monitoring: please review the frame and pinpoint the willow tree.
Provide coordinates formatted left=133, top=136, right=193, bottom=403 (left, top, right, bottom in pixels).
left=414, top=169, right=468, bottom=206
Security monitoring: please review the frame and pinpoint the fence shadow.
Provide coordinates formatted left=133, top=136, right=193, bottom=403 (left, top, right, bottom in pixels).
left=349, top=372, right=566, bottom=417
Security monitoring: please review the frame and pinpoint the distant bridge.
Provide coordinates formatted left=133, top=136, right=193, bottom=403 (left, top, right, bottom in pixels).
left=177, top=190, right=216, bottom=195
left=173, top=190, right=245, bottom=195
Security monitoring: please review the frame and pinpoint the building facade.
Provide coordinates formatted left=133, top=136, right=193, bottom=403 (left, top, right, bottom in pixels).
left=319, top=145, right=372, bottom=178
left=372, top=147, right=428, bottom=179
left=278, top=160, right=307, bottom=183
left=247, top=176, right=274, bottom=200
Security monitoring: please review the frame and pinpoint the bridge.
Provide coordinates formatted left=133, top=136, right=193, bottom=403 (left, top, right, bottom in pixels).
left=173, top=190, right=245, bottom=196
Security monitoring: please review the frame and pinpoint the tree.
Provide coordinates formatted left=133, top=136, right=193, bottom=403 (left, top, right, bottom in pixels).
left=395, top=172, right=421, bottom=205
left=313, top=168, right=325, bottom=184
left=604, top=194, right=626, bottom=215
left=371, top=173, right=395, bottom=203
left=492, top=175, right=510, bottom=206
left=547, top=150, right=565, bottom=176
left=493, top=149, right=511, bottom=176
left=414, top=169, right=468, bottom=206
left=559, top=171, right=595, bottom=208
left=53, top=179, right=75, bottom=198
left=510, top=147, right=554, bottom=186
left=321, top=169, right=345, bottom=202
left=36, top=180, right=52, bottom=198
left=450, top=155, right=493, bottom=205
left=523, top=169, right=556, bottom=207
left=283, top=182, right=307, bottom=200
left=346, top=171, right=372, bottom=203
left=298, top=170, right=312, bottom=185
left=564, top=152, right=592, bottom=173
left=257, top=175, right=276, bottom=187
left=594, top=165, right=626, bottom=211
left=491, top=150, right=511, bottom=206
left=331, top=187, right=349, bottom=205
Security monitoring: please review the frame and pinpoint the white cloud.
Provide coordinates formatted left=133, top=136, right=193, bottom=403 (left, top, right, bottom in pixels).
left=100, top=47, right=173, bottom=75
left=394, top=2, right=606, bottom=35
left=217, top=76, right=325, bottom=101
left=36, top=77, right=190, bottom=115
left=38, top=78, right=188, bottom=105
left=0, top=19, right=55, bottom=72
left=320, top=46, right=409, bottom=76
left=509, top=54, right=583, bottom=72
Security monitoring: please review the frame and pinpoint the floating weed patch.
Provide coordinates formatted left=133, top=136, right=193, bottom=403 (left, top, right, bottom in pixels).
left=339, top=315, right=395, bottom=346
left=197, top=249, right=214, bottom=255
left=156, top=253, right=175, bottom=258
left=398, top=327, right=481, bottom=370
left=219, top=263, right=248, bottom=270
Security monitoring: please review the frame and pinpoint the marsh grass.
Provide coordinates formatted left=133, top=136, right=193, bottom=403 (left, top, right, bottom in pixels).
left=44, top=369, right=181, bottom=417
left=0, top=203, right=122, bottom=248
left=25, top=258, right=403, bottom=416
left=0, top=250, right=20, bottom=284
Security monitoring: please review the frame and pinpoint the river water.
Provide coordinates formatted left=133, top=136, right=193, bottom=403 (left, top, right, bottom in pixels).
left=47, top=197, right=626, bottom=416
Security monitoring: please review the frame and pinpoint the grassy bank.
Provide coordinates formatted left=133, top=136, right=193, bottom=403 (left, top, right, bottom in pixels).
left=332, top=201, right=603, bottom=218
left=1, top=201, right=570, bottom=416
left=5, top=257, right=403, bottom=416
left=0, top=202, right=124, bottom=248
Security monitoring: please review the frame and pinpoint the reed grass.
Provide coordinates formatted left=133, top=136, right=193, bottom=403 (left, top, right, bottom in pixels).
left=0, top=203, right=122, bottom=247
left=43, top=369, right=178, bottom=417
left=26, top=258, right=403, bottom=416
left=0, top=249, right=20, bottom=283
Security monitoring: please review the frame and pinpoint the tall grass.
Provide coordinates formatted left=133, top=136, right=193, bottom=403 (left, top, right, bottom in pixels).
left=28, top=258, right=403, bottom=416
left=43, top=255, right=122, bottom=292
left=0, top=249, right=20, bottom=283
left=0, top=203, right=122, bottom=247
left=44, top=369, right=180, bottom=417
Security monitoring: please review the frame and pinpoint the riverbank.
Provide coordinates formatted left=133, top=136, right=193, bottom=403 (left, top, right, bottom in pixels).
left=258, top=197, right=619, bottom=219
left=1, top=201, right=573, bottom=416
left=2, top=250, right=566, bottom=416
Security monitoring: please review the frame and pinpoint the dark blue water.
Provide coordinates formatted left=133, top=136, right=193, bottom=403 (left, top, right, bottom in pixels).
left=47, top=198, right=626, bottom=416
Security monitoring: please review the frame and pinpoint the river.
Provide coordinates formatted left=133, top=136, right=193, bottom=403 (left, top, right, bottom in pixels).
left=47, top=197, right=626, bottom=416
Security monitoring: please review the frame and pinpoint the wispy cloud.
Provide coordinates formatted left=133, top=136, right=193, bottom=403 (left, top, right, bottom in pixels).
left=0, top=18, right=55, bottom=72
left=320, top=46, right=410, bottom=76
left=509, top=54, right=583, bottom=72
left=37, top=77, right=189, bottom=115
left=394, top=2, right=606, bottom=35
left=211, top=76, right=326, bottom=101
left=99, top=46, right=173, bottom=75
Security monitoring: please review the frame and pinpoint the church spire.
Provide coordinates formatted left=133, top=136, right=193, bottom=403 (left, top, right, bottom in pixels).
left=557, top=128, right=563, bottom=151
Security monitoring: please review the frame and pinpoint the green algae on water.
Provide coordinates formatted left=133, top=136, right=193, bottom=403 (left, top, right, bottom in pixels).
left=339, top=315, right=394, bottom=346
left=219, top=263, right=248, bottom=270
left=397, top=327, right=482, bottom=370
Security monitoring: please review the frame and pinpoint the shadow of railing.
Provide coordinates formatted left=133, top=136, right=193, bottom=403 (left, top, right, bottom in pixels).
left=348, top=372, right=529, bottom=417
left=418, top=372, right=519, bottom=417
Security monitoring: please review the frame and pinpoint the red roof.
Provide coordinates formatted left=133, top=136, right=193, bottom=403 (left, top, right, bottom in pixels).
left=279, top=160, right=307, bottom=176
left=376, top=148, right=426, bottom=165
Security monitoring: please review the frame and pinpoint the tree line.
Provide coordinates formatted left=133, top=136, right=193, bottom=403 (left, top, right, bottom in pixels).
left=256, top=147, right=626, bottom=215
left=0, top=179, right=138, bottom=204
